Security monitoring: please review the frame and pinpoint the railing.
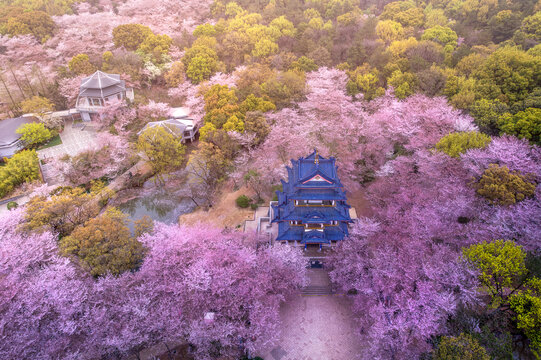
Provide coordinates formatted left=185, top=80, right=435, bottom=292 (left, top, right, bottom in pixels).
left=76, top=105, right=103, bottom=113
left=294, top=204, right=336, bottom=207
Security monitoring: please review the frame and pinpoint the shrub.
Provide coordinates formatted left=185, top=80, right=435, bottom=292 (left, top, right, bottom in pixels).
left=433, top=333, right=489, bottom=360
left=250, top=203, right=258, bottom=210
left=436, top=131, right=492, bottom=158
left=6, top=201, right=18, bottom=210
left=476, top=164, right=536, bottom=206
left=236, top=194, right=251, bottom=208
left=0, top=150, right=40, bottom=198
left=16, top=122, right=53, bottom=148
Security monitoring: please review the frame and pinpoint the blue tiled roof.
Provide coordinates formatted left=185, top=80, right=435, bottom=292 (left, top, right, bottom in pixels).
left=282, top=206, right=350, bottom=222
left=275, top=222, right=349, bottom=242
left=290, top=189, right=347, bottom=201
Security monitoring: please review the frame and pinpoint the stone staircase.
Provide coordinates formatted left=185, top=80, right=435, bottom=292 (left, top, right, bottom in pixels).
left=301, top=285, right=334, bottom=296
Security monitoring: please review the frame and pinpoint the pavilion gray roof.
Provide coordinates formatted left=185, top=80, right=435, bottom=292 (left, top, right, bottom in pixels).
left=0, top=116, right=39, bottom=147
left=79, top=71, right=126, bottom=98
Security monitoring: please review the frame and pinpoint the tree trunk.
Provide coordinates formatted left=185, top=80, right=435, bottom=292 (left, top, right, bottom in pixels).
left=8, top=65, right=26, bottom=100
left=0, top=71, right=19, bottom=115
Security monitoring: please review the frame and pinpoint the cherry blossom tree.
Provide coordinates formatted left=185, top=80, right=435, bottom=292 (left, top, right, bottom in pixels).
left=58, top=74, right=85, bottom=108
left=235, top=67, right=477, bottom=194
left=0, top=210, right=306, bottom=359
left=0, top=208, right=93, bottom=360
left=328, top=131, right=540, bottom=359
left=53, top=132, right=133, bottom=185
left=137, top=100, right=171, bottom=121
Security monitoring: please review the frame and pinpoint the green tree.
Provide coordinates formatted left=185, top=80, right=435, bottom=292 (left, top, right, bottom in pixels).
left=185, top=51, right=219, bottom=84
left=488, top=10, right=521, bottom=43
left=182, top=43, right=218, bottom=70
left=260, top=70, right=306, bottom=107
left=346, top=64, right=385, bottom=100
left=68, top=54, right=96, bottom=75
left=463, top=240, right=528, bottom=307
left=498, top=108, right=541, bottom=145
left=473, top=46, right=541, bottom=107
left=201, top=84, right=243, bottom=132
left=204, top=84, right=238, bottom=112
left=509, top=277, right=541, bottom=358
left=476, top=164, right=536, bottom=206
left=4, top=10, right=55, bottom=42
left=0, top=150, right=40, bottom=198
left=193, top=23, right=217, bottom=37
left=112, top=23, right=153, bottom=51
left=380, top=1, right=425, bottom=28
left=433, top=333, right=490, bottom=360
left=137, top=126, right=186, bottom=182
left=19, top=95, right=54, bottom=118
left=376, top=20, right=405, bottom=43
left=470, top=99, right=509, bottom=134
left=101, top=51, right=113, bottom=71
left=164, top=61, right=185, bottom=87
left=387, top=69, right=416, bottom=99
left=421, top=25, right=458, bottom=56
left=219, top=30, right=251, bottom=69
left=239, top=94, right=275, bottom=113
left=269, top=15, right=296, bottom=37
left=16, top=122, right=52, bottom=148
left=244, top=111, right=270, bottom=145
left=519, top=11, right=541, bottom=42
left=137, top=33, right=172, bottom=63
left=252, top=38, right=279, bottom=58
left=185, top=141, right=234, bottom=206
left=21, top=187, right=101, bottom=237
left=290, top=56, right=318, bottom=72
left=59, top=207, right=145, bottom=277
left=436, top=131, right=491, bottom=158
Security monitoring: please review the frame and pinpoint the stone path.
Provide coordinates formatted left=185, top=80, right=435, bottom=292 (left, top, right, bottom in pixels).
left=258, top=268, right=364, bottom=360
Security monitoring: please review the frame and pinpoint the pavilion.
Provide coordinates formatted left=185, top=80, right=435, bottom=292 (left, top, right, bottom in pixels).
left=76, top=71, right=134, bottom=121
left=271, top=150, right=353, bottom=250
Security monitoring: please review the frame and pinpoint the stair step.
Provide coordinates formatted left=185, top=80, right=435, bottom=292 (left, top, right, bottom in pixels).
left=301, top=286, right=334, bottom=295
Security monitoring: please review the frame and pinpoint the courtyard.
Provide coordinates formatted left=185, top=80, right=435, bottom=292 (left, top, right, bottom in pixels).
left=37, top=120, right=97, bottom=184
left=37, top=120, right=97, bottom=160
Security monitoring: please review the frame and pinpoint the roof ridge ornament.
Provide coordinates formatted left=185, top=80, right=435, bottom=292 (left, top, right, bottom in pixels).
left=315, top=149, right=319, bottom=165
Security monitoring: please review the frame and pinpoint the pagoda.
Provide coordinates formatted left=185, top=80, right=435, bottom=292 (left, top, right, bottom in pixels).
left=271, top=150, right=353, bottom=249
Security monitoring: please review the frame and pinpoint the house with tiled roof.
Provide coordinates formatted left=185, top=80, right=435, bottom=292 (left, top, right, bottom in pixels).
left=0, top=116, right=39, bottom=158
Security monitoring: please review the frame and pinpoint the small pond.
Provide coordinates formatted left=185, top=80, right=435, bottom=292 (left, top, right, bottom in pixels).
left=116, top=191, right=197, bottom=228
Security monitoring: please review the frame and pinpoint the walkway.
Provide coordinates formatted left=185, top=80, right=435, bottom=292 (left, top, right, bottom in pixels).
left=37, top=120, right=98, bottom=184
left=258, top=268, right=364, bottom=360
left=38, top=120, right=97, bottom=159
